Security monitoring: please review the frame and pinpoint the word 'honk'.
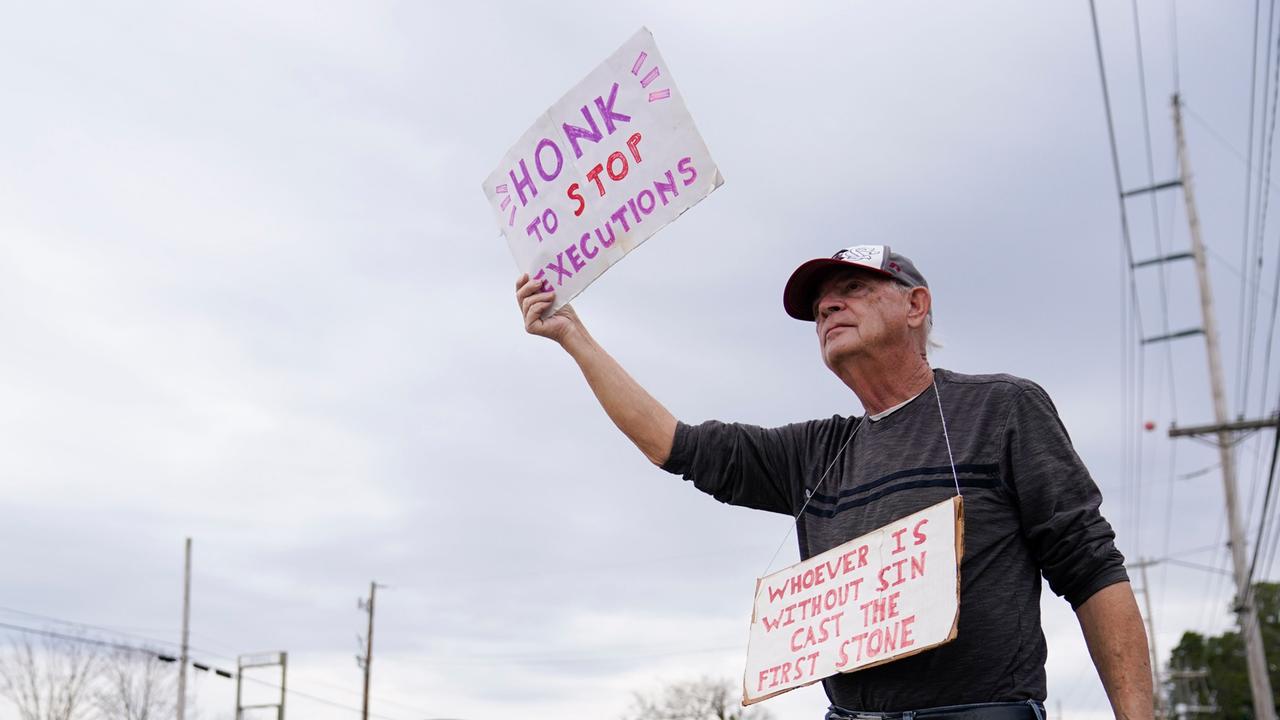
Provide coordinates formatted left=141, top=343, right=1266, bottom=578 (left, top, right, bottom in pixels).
left=507, top=83, right=632, bottom=208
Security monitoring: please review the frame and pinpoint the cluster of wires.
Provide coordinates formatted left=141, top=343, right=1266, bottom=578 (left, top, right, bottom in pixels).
left=1090, top=0, right=1280, bottom=698
left=1239, top=0, right=1280, bottom=599
left=0, top=605, right=432, bottom=720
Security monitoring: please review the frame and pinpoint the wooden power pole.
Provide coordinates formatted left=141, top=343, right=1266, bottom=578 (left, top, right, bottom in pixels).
left=177, top=537, right=192, bottom=720
left=357, top=581, right=383, bottom=720
left=1131, top=558, right=1167, bottom=717
left=1172, top=93, right=1276, bottom=720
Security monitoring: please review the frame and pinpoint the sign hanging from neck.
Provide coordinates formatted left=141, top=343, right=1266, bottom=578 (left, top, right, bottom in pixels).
left=483, top=28, right=723, bottom=313
left=743, top=496, right=964, bottom=705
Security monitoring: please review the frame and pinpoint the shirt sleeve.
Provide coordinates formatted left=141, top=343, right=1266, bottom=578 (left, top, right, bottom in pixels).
left=1001, top=384, right=1129, bottom=609
left=661, top=419, right=809, bottom=516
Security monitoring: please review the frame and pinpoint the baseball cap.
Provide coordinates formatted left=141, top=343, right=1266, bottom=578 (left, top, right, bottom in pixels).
left=782, top=245, right=928, bottom=321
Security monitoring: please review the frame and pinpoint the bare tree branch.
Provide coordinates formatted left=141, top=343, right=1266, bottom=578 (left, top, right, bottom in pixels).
left=0, top=633, right=99, bottom=720
left=622, top=677, right=774, bottom=720
left=91, top=647, right=177, bottom=720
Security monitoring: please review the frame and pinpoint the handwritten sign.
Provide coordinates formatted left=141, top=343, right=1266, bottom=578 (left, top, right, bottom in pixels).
left=483, top=28, right=723, bottom=313
left=743, top=497, right=964, bottom=705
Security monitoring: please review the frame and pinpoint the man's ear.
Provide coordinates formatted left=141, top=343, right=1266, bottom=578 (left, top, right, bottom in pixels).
left=907, top=287, right=932, bottom=328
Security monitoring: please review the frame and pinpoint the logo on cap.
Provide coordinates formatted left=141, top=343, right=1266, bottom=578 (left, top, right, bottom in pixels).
left=832, top=245, right=886, bottom=270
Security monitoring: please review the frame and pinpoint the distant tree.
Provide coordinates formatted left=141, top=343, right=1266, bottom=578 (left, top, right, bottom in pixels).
left=1166, top=582, right=1280, bottom=719
left=622, top=677, right=773, bottom=720
left=91, top=648, right=176, bottom=720
left=0, top=634, right=99, bottom=720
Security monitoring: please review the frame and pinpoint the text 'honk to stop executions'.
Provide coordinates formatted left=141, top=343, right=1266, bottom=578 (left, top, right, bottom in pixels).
left=483, top=27, right=722, bottom=314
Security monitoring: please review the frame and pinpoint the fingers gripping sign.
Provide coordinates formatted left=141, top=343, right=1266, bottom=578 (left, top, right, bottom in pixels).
left=515, top=273, right=582, bottom=345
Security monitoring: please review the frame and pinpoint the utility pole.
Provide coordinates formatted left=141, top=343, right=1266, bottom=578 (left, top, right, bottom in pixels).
left=356, top=581, right=383, bottom=720
left=177, top=537, right=192, bottom=720
left=1130, top=558, right=1166, bottom=718
left=1172, top=93, right=1277, bottom=720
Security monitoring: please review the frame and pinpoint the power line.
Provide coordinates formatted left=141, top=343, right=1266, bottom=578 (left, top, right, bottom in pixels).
left=0, top=605, right=186, bottom=654
left=1245, top=390, right=1280, bottom=588
left=0, top=620, right=414, bottom=720
left=0, top=621, right=158, bottom=656
left=237, top=674, right=408, bottom=720
left=1159, top=441, right=1179, bottom=615
left=1244, top=1, right=1280, bottom=418
left=0, top=606, right=436, bottom=719
left=1131, top=0, right=1181, bottom=423
left=1128, top=0, right=1178, bottom=566
left=1090, top=0, right=1151, bottom=562
left=1239, top=0, right=1265, bottom=419
left=1168, top=0, right=1181, bottom=95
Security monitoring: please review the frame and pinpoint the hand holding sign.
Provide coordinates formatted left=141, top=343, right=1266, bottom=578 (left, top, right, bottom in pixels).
left=485, top=28, right=722, bottom=313
left=515, top=273, right=583, bottom=346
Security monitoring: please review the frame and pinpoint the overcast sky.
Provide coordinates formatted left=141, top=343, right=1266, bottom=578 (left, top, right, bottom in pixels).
left=1, top=2, right=1276, bottom=719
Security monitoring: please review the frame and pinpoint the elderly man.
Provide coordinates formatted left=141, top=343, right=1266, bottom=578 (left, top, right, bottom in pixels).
left=515, top=245, right=1151, bottom=719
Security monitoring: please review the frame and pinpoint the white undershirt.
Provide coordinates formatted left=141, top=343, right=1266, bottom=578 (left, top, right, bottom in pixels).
left=868, top=388, right=926, bottom=422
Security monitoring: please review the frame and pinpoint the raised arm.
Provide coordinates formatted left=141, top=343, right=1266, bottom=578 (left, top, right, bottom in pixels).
left=516, top=274, right=677, bottom=466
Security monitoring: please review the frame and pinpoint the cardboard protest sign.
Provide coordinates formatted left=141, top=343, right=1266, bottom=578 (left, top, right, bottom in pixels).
left=483, top=28, right=723, bottom=312
left=743, top=497, right=964, bottom=705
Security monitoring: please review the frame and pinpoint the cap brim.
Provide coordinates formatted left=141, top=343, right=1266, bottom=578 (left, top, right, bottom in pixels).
left=782, top=258, right=895, bottom=321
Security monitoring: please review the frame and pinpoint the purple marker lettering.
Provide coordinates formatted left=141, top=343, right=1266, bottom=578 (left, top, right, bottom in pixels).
left=678, top=156, right=698, bottom=186
left=565, top=242, right=585, bottom=273
left=596, top=224, right=616, bottom=248
left=534, top=138, right=564, bottom=182
left=562, top=105, right=603, bottom=159
left=653, top=171, right=678, bottom=205
left=547, top=254, right=572, bottom=284
left=525, top=216, right=545, bottom=242
left=610, top=205, right=632, bottom=233
left=579, top=232, right=598, bottom=260
left=509, top=159, right=538, bottom=205
left=636, top=189, right=655, bottom=215
left=594, top=83, right=631, bottom=134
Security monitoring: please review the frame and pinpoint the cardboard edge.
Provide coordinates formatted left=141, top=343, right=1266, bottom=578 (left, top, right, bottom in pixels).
left=741, top=577, right=764, bottom=706
left=947, top=495, right=965, bottom=642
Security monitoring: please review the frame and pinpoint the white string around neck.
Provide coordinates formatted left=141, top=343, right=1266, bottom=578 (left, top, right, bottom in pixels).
left=758, top=370, right=962, bottom=580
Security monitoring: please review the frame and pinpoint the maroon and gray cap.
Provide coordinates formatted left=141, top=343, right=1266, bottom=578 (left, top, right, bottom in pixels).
left=782, top=245, right=929, bottom=321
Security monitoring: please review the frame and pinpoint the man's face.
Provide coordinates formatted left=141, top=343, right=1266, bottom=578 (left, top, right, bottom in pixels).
left=812, top=268, right=914, bottom=368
